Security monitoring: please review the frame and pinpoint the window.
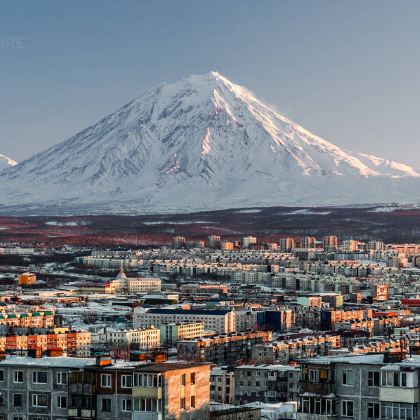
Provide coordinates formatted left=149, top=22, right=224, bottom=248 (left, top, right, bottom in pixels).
left=181, top=373, right=186, bottom=386
left=381, top=402, right=418, bottom=420
left=191, top=395, right=196, bottom=408
left=121, top=375, right=132, bottom=388
left=0, top=370, right=3, bottom=381
left=32, top=394, right=48, bottom=407
left=368, top=402, right=380, bottom=419
left=101, top=398, right=112, bottom=412
left=57, top=372, right=67, bottom=385
left=191, top=372, right=196, bottom=384
left=134, top=398, right=158, bottom=412
left=33, top=371, right=48, bottom=384
left=101, top=374, right=112, bottom=388
left=180, top=397, right=186, bottom=410
left=381, top=370, right=409, bottom=387
left=13, top=371, right=23, bottom=383
left=368, top=371, right=380, bottom=387
left=122, top=399, right=132, bottom=412
left=133, top=373, right=160, bottom=387
left=57, top=395, right=67, bottom=409
left=13, top=393, right=23, bottom=407
left=342, top=400, right=354, bottom=418
left=342, top=369, right=355, bottom=386
left=309, top=369, right=319, bottom=382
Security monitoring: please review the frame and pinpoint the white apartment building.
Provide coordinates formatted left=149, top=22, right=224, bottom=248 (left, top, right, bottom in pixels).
left=107, top=269, right=161, bottom=294
left=106, top=327, right=160, bottom=349
left=127, top=278, right=161, bottom=293
left=133, top=308, right=236, bottom=334
left=159, top=322, right=205, bottom=345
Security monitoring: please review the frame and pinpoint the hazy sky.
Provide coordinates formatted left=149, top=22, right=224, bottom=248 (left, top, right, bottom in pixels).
left=1, top=0, right=420, bottom=166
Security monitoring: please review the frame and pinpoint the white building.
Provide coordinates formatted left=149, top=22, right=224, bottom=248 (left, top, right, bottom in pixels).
left=134, top=308, right=236, bottom=334
left=106, top=327, right=160, bottom=349
left=160, top=322, right=205, bottom=345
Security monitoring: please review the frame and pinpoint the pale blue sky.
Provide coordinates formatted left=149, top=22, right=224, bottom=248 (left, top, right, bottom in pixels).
left=1, top=0, right=420, bottom=166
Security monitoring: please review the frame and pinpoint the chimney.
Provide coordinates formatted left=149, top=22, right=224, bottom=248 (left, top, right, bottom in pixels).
left=96, top=354, right=113, bottom=367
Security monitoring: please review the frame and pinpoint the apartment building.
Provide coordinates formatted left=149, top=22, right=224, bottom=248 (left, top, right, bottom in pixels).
left=0, top=329, right=91, bottom=356
left=0, top=310, right=55, bottom=329
left=251, top=334, right=341, bottom=364
left=297, top=353, right=385, bottom=420
left=210, top=366, right=235, bottom=404
left=159, top=322, right=205, bottom=346
left=0, top=356, right=96, bottom=420
left=234, top=364, right=299, bottom=405
left=0, top=355, right=211, bottom=420
left=177, top=331, right=272, bottom=364
left=106, top=327, right=161, bottom=349
left=107, top=270, right=161, bottom=294
left=134, top=308, right=236, bottom=334
left=132, top=362, right=211, bottom=419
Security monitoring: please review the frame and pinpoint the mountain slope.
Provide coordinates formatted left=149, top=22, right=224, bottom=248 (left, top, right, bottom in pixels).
left=0, top=71, right=419, bottom=215
left=0, top=154, right=17, bottom=171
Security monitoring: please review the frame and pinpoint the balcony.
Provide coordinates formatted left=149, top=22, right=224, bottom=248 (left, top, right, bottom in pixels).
left=380, top=387, right=420, bottom=404
left=299, top=381, right=334, bottom=395
left=297, top=414, right=338, bottom=420
left=132, top=386, right=162, bottom=399
left=68, top=408, right=96, bottom=417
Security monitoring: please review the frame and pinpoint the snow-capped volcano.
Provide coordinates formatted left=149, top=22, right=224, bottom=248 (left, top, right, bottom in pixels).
left=0, top=71, right=419, bottom=215
left=0, top=154, right=17, bottom=171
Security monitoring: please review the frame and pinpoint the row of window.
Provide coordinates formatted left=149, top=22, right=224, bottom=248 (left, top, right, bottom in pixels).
left=343, top=369, right=409, bottom=388
left=1, top=370, right=67, bottom=384
left=5, top=393, right=66, bottom=409
left=306, top=368, right=411, bottom=388
left=301, top=398, right=417, bottom=419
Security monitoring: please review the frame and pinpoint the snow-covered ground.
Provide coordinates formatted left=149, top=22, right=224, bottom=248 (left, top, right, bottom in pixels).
left=0, top=71, right=420, bottom=215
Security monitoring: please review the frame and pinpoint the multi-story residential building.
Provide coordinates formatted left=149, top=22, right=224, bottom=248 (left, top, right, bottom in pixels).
left=134, top=308, right=236, bottom=334
left=256, top=309, right=295, bottom=331
left=172, top=236, right=186, bottom=249
left=0, top=329, right=91, bottom=356
left=234, top=364, right=299, bottom=405
left=132, top=362, right=211, bottom=419
left=297, top=353, right=385, bottom=420
left=106, top=327, right=161, bottom=349
left=323, top=235, right=339, bottom=252
left=0, top=310, right=55, bottom=329
left=159, top=322, right=205, bottom=346
left=379, top=356, right=420, bottom=420
left=251, top=334, right=341, bottom=364
left=0, top=355, right=211, bottom=420
left=0, top=356, right=96, bottom=420
left=72, top=360, right=134, bottom=420
left=242, top=236, right=257, bottom=248
left=207, top=235, right=221, bottom=249
left=210, top=366, right=235, bottom=404
left=234, top=310, right=258, bottom=332
left=177, top=331, right=272, bottom=364
left=107, top=270, right=161, bottom=294
left=279, top=237, right=296, bottom=252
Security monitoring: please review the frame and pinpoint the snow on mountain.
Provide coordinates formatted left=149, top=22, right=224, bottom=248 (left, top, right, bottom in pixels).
left=0, top=71, right=419, bottom=215
left=0, top=154, right=17, bottom=171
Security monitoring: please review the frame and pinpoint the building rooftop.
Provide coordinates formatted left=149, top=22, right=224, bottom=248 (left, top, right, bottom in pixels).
left=299, top=353, right=385, bottom=365
left=0, top=356, right=96, bottom=368
left=135, top=362, right=210, bottom=372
